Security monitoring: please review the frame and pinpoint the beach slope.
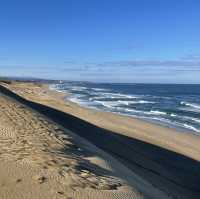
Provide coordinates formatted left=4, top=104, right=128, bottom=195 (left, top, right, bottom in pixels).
left=0, top=82, right=200, bottom=199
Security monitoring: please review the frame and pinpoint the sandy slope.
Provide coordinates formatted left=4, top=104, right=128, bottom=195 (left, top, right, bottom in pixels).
left=6, top=82, right=200, bottom=162
left=1, top=81, right=200, bottom=199
left=0, top=83, right=172, bottom=199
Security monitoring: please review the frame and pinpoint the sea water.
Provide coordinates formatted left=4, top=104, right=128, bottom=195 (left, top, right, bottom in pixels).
left=50, top=82, right=200, bottom=134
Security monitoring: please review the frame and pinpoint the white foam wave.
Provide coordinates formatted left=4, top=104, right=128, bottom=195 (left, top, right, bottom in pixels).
left=91, top=88, right=110, bottom=92
left=183, top=124, right=200, bottom=133
left=123, top=108, right=144, bottom=114
left=150, top=117, right=173, bottom=124
left=50, top=83, right=200, bottom=134
left=172, top=115, right=200, bottom=125
left=95, top=101, right=119, bottom=108
left=130, top=100, right=155, bottom=104
left=99, top=92, right=140, bottom=99
left=122, top=108, right=165, bottom=116
left=150, top=110, right=167, bottom=115
left=49, top=84, right=67, bottom=93
left=49, top=84, right=61, bottom=90
left=181, top=101, right=200, bottom=110
left=93, top=99, right=155, bottom=108
left=148, top=117, right=200, bottom=133
left=70, top=86, right=88, bottom=91
left=191, top=118, right=200, bottom=124
left=68, top=97, right=82, bottom=104
left=179, top=107, right=200, bottom=113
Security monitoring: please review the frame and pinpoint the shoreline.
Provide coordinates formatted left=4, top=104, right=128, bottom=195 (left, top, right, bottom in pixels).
left=1, top=81, right=200, bottom=198
left=49, top=83, right=200, bottom=135
left=47, top=84, right=200, bottom=161
left=3, top=81, right=200, bottom=160
left=0, top=82, right=148, bottom=199
left=61, top=91, right=196, bottom=135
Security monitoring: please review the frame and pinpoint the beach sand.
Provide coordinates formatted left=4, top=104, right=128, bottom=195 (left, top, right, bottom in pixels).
left=0, top=81, right=200, bottom=199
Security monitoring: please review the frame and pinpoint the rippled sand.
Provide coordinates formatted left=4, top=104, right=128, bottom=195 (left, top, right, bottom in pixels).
left=1, top=81, right=200, bottom=199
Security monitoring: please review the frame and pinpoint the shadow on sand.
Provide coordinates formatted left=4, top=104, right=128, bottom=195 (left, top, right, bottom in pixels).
left=0, top=84, right=200, bottom=199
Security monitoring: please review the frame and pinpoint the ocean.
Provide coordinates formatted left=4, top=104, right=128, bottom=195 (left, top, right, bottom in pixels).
left=50, top=82, right=200, bottom=134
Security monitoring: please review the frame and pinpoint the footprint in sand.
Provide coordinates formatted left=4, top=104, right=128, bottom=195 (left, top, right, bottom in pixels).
left=33, top=175, right=48, bottom=184
left=16, top=179, right=22, bottom=183
left=57, top=191, right=64, bottom=195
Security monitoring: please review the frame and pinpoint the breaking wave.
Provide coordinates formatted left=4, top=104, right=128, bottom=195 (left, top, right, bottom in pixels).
left=50, top=82, right=200, bottom=134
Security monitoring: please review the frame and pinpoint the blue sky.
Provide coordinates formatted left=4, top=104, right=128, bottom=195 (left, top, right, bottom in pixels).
left=0, top=0, right=200, bottom=83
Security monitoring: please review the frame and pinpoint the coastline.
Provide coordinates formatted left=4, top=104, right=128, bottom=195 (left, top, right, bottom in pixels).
left=8, top=81, right=200, bottom=161
left=49, top=82, right=200, bottom=135
left=1, top=81, right=200, bottom=198
left=49, top=86, right=200, bottom=160
left=0, top=81, right=147, bottom=199
left=54, top=87, right=197, bottom=135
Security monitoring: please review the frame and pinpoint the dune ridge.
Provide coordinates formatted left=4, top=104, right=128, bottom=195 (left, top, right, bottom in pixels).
left=1, top=81, right=200, bottom=199
left=0, top=83, right=170, bottom=199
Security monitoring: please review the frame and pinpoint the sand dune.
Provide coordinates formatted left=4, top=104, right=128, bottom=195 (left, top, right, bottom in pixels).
left=0, top=83, right=169, bottom=199
left=0, top=81, right=200, bottom=199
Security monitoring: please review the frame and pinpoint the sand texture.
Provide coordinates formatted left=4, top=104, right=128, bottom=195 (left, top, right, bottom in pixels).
left=1, top=83, right=171, bottom=198
left=0, top=81, right=200, bottom=199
